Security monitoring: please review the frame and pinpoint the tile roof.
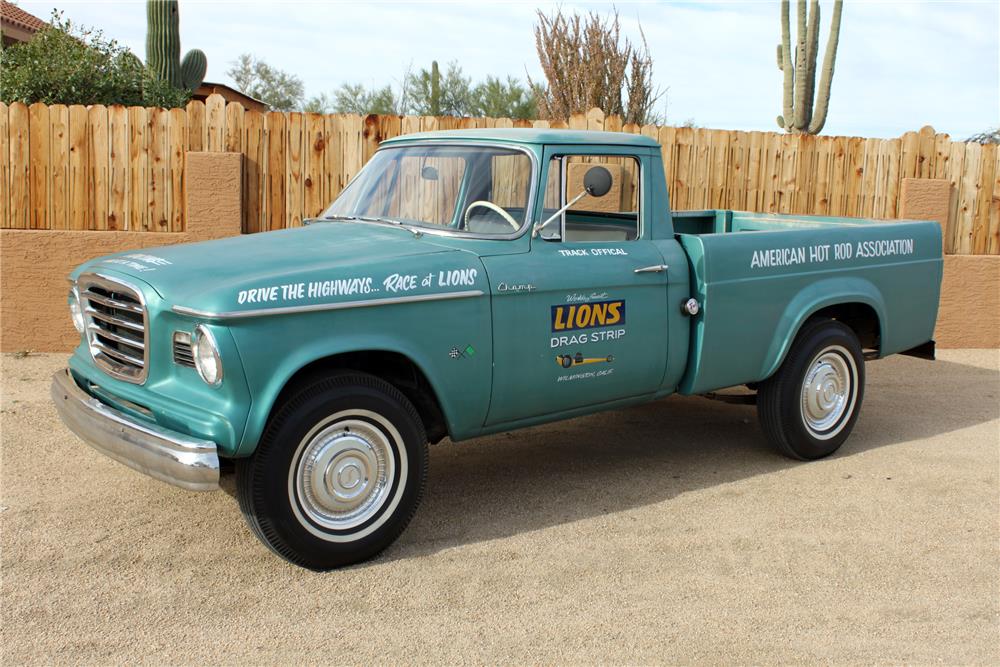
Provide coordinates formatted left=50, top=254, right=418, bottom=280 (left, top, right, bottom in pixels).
left=1, top=1, right=48, bottom=32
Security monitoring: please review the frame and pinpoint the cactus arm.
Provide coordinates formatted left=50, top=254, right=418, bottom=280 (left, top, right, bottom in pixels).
left=180, top=49, right=207, bottom=91
left=792, top=0, right=809, bottom=130
left=802, top=0, right=820, bottom=125
left=808, top=0, right=843, bottom=134
left=778, top=0, right=794, bottom=131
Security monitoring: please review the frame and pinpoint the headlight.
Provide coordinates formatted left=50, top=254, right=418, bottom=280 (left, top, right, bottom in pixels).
left=192, top=324, right=223, bottom=386
left=68, top=288, right=85, bottom=334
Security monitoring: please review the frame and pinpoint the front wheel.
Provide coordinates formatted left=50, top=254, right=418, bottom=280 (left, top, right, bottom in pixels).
left=236, top=372, right=428, bottom=569
left=757, top=318, right=865, bottom=460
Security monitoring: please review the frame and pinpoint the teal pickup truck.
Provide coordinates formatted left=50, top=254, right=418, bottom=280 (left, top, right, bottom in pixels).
left=53, top=129, right=942, bottom=569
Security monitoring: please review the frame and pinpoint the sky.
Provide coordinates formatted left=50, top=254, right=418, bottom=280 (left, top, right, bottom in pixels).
left=16, top=0, right=1000, bottom=139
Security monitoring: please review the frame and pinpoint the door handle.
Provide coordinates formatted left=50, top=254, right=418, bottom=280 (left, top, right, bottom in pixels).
left=633, top=264, right=669, bottom=274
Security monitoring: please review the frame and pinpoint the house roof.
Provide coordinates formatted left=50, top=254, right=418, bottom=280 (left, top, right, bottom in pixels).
left=381, top=128, right=661, bottom=148
left=193, top=82, right=269, bottom=113
left=1, top=1, right=48, bottom=32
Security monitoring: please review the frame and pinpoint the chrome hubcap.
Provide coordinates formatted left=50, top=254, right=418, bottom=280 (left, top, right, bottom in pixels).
left=800, top=346, right=854, bottom=437
left=294, top=418, right=395, bottom=531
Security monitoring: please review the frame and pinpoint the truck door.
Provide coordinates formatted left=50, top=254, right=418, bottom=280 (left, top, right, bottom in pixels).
left=481, top=148, right=670, bottom=426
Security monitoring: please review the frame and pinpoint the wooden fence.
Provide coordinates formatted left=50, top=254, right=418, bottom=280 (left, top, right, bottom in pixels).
left=2, top=96, right=997, bottom=254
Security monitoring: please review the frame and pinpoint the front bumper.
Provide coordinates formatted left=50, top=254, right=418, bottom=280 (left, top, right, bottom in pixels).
left=51, top=369, right=220, bottom=491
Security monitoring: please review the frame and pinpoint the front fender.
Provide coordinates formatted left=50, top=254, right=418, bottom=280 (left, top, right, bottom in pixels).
left=227, top=294, right=493, bottom=456
left=759, top=277, right=887, bottom=381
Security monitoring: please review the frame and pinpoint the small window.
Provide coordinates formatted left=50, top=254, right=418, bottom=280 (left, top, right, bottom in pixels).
left=541, top=155, right=640, bottom=242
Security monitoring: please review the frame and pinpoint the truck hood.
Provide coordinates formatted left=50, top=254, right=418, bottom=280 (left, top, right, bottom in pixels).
left=72, top=223, right=479, bottom=314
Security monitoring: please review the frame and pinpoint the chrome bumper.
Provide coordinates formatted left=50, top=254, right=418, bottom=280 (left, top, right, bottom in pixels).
left=51, top=369, right=220, bottom=491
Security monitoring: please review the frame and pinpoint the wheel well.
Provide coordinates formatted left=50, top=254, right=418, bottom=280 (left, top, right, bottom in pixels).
left=810, top=302, right=881, bottom=352
left=272, top=351, right=449, bottom=443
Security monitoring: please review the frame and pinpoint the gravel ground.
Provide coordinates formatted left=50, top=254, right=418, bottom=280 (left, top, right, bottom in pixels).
left=1, top=350, right=998, bottom=665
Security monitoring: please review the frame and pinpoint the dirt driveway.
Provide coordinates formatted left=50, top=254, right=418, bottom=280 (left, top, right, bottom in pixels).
left=2, top=350, right=997, bottom=664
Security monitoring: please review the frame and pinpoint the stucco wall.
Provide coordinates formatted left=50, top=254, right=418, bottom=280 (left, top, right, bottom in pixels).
left=935, top=255, right=1000, bottom=349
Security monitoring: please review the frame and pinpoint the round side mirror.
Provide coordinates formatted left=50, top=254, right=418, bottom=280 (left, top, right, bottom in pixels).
left=583, top=166, right=613, bottom=198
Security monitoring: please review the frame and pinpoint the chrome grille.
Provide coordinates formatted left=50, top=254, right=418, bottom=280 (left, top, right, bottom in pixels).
left=173, top=331, right=195, bottom=368
left=79, top=273, right=148, bottom=384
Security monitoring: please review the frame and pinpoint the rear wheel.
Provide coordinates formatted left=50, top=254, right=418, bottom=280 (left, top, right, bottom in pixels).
left=757, top=318, right=865, bottom=460
left=236, top=372, right=428, bottom=570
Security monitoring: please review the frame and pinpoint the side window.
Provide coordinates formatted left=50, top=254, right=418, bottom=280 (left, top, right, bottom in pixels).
left=541, top=154, right=641, bottom=242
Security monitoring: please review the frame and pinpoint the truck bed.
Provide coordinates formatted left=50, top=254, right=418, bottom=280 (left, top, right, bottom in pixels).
left=672, top=210, right=943, bottom=395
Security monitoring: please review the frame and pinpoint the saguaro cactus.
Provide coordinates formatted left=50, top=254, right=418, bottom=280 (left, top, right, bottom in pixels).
left=429, top=61, right=441, bottom=116
left=776, top=0, right=842, bottom=134
left=146, top=0, right=207, bottom=92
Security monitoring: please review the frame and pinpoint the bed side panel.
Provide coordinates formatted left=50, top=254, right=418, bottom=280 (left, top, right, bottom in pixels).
left=677, top=220, right=943, bottom=395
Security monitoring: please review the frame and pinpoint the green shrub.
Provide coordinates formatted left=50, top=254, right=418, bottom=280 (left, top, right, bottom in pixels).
left=0, top=11, right=189, bottom=108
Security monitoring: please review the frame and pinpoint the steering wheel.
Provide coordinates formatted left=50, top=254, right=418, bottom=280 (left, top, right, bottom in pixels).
left=463, top=201, right=519, bottom=231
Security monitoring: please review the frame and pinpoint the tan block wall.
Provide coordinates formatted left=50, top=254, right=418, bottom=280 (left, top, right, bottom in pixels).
left=935, top=255, right=1000, bottom=349
left=1, top=152, right=242, bottom=353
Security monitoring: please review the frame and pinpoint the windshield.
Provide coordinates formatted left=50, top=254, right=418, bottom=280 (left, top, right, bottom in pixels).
left=322, top=144, right=535, bottom=236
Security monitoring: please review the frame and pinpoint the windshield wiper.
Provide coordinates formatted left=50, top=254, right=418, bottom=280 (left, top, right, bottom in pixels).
left=324, top=214, right=423, bottom=237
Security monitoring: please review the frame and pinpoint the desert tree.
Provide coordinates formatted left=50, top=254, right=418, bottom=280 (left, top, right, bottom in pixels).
left=227, top=53, right=304, bottom=111
left=531, top=7, right=663, bottom=125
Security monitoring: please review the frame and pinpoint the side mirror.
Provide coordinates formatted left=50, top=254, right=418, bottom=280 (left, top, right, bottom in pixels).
left=583, top=166, right=613, bottom=197
left=532, top=165, right=615, bottom=238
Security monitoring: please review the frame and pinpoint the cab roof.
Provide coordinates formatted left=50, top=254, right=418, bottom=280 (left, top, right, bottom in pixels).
left=380, top=128, right=661, bottom=148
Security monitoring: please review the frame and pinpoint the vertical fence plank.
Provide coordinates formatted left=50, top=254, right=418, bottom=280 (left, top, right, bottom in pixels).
left=303, top=113, right=327, bottom=219
left=860, top=137, right=880, bottom=218
left=933, top=133, right=952, bottom=180
left=108, top=106, right=127, bottom=230
left=244, top=110, right=265, bottom=233
left=186, top=99, right=206, bottom=152
left=761, top=133, right=782, bottom=213
left=7, top=103, right=30, bottom=229
left=48, top=105, right=69, bottom=229
left=899, top=131, right=919, bottom=180
left=882, top=138, right=901, bottom=220
left=265, top=112, right=286, bottom=231
left=972, top=144, right=996, bottom=254
left=88, top=105, right=109, bottom=230
left=954, top=142, right=980, bottom=254
left=708, top=130, right=730, bottom=210
left=206, top=94, right=225, bottom=152
left=68, top=105, right=90, bottom=230
left=128, top=106, right=148, bottom=232
left=672, top=126, right=693, bottom=210
left=147, top=108, right=169, bottom=230
left=812, top=136, right=833, bottom=215
left=828, top=135, right=848, bottom=216
left=0, top=103, right=7, bottom=228
left=989, top=148, right=1000, bottom=255
left=792, top=134, right=815, bottom=213
left=725, top=130, right=747, bottom=211
left=28, top=103, right=50, bottom=229
left=286, top=112, right=304, bottom=228
left=361, top=114, right=381, bottom=165
left=224, top=102, right=244, bottom=153
left=168, top=108, right=187, bottom=232
left=917, top=125, right=936, bottom=178
left=341, top=115, right=364, bottom=187
left=324, top=115, right=344, bottom=205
